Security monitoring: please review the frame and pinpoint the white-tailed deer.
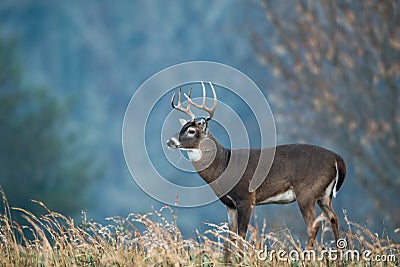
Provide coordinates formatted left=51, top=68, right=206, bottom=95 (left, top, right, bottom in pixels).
left=167, top=82, right=346, bottom=260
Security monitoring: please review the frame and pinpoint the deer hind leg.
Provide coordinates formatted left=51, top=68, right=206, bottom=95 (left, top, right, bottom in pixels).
left=317, top=196, right=339, bottom=244
left=297, top=198, right=319, bottom=249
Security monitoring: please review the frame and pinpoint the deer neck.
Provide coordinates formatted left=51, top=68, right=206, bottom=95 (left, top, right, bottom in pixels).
left=190, top=133, right=230, bottom=184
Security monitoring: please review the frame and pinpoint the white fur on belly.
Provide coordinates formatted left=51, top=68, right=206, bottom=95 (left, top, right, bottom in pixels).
left=258, top=189, right=297, bottom=205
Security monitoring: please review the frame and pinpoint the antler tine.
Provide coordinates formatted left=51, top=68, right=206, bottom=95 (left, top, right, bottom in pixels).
left=185, top=81, right=217, bottom=121
left=171, top=86, right=196, bottom=120
left=207, top=82, right=217, bottom=120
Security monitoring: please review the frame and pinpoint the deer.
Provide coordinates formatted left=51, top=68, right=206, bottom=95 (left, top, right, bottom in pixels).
left=166, top=82, right=346, bottom=260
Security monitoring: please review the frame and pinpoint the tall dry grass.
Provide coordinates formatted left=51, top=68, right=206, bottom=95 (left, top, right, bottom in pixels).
left=0, top=191, right=398, bottom=266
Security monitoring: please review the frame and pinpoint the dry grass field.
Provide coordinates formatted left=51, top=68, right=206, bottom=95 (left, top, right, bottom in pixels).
left=0, top=191, right=398, bottom=266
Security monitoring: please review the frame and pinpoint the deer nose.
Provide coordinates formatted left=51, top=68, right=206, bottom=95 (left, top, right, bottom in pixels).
left=167, top=137, right=180, bottom=149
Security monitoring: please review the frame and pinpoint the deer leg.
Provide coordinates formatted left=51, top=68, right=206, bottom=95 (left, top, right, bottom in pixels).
left=318, top=195, right=341, bottom=267
left=224, top=207, right=238, bottom=263
left=297, top=199, right=319, bottom=249
left=317, top=197, right=339, bottom=244
left=236, top=202, right=253, bottom=259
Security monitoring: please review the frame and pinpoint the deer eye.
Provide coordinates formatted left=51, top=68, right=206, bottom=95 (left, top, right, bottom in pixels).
left=187, top=128, right=196, bottom=135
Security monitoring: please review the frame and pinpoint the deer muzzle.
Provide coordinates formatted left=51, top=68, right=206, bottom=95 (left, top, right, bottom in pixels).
left=167, top=136, right=180, bottom=149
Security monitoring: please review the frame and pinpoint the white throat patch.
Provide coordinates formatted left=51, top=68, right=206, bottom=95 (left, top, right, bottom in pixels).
left=180, top=148, right=202, bottom=161
left=187, top=149, right=202, bottom=161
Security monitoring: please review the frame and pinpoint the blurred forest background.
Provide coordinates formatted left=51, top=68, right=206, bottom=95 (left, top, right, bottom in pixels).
left=0, top=0, right=398, bottom=241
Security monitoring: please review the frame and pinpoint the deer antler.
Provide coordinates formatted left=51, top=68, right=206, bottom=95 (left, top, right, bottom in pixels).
left=171, top=86, right=196, bottom=120
left=171, top=82, right=217, bottom=121
left=184, top=82, right=217, bottom=121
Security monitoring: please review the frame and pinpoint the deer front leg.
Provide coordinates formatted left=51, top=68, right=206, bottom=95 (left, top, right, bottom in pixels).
left=236, top=201, right=253, bottom=259
left=224, top=207, right=238, bottom=263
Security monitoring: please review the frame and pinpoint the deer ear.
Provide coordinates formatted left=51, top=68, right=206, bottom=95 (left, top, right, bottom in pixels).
left=199, top=118, right=209, bottom=133
left=179, top=118, right=187, bottom=126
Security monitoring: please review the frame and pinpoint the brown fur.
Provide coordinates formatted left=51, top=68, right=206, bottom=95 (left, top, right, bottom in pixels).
left=168, top=118, right=346, bottom=262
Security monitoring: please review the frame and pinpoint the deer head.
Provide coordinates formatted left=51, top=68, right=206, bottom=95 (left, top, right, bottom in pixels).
left=167, top=82, right=217, bottom=153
